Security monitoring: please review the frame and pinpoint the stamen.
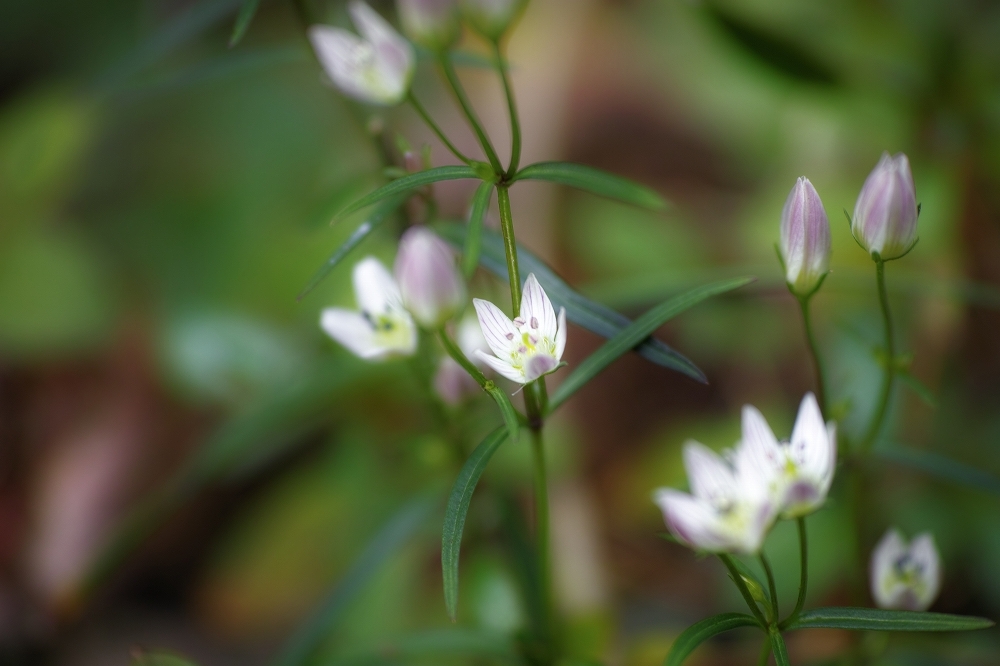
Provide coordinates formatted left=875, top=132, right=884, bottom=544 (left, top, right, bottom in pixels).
left=530, top=316, right=538, bottom=329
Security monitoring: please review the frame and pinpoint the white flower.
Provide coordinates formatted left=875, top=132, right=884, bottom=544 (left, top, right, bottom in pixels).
left=320, top=257, right=417, bottom=360
left=397, top=0, right=460, bottom=51
left=870, top=528, right=941, bottom=611
left=308, top=2, right=415, bottom=106
left=472, top=274, right=566, bottom=384
left=394, top=226, right=465, bottom=329
left=654, top=439, right=777, bottom=554
left=852, top=152, right=919, bottom=260
left=460, top=0, right=527, bottom=40
left=434, top=315, right=490, bottom=404
left=780, top=177, right=831, bottom=296
left=742, top=393, right=837, bottom=519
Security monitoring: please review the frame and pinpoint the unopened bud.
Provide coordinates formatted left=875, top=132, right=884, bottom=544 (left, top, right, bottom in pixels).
left=395, top=227, right=465, bottom=328
left=852, top=152, right=919, bottom=261
left=780, top=177, right=831, bottom=296
left=397, top=0, right=461, bottom=51
left=459, top=0, right=527, bottom=41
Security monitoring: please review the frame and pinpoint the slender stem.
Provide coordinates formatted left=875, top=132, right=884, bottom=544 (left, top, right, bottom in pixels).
left=528, top=425, right=552, bottom=638
left=757, top=637, right=773, bottom=666
left=781, top=518, right=808, bottom=629
left=438, top=329, right=489, bottom=389
left=861, top=257, right=895, bottom=451
left=492, top=40, right=521, bottom=176
left=408, top=93, right=472, bottom=165
left=718, top=554, right=768, bottom=628
left=759, top=553, right=779, bottom=622
left=496, top=185, right=522, bottom=313
left=438, top=56, right=504, bottom=175
left=797, top=294, right=827, bottom=414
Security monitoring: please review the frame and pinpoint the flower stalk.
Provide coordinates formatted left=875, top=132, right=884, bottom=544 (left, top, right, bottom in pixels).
left=407, top=92, right=472, bottom=165
left=496, top=185, right=522, bottom=310
left=861, top=255, right=895, bottom=451
left=797, top=293, right=827, bottom=414
left=438, top=55, right=504, bottom=174
left=493, top=40, right=521, bottom=175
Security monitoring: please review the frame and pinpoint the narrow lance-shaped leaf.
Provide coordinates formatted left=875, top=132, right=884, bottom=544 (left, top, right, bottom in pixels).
left=549, top=277, right=753, bottom=412
left=875, top=444, right=1000, bottom=497
left=338, top=166, right=481, bottom=218
left=442, top=427, right=508, bottom=621
left=434, top=223, right=706, bottom=381
left=298, top=195, right=406, bottom=301
left=511, top=161, right=668, bottom=211
left=783, top=607, right=994, bottom=632
left=463, top=181, right=494, bottom=278
left=274, top=493, right=440, bottom=666
left=664, top=613, right=760, bottom=666
left=229, top=0, right=262, bottom=47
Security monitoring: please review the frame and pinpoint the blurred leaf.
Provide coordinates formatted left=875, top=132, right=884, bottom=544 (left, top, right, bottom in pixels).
left=549, top=277, right=752, bottom=412
left=298, top=195, right=407, bottom=300
left=442, top=427, right=508, bottom=621
left=274, top=493, right=440, bottom=666
left=229, top=0, right=262, bottom=47
left=134, top=47, right=307, bottom=94
left=769, top=630, right=790, bottom=666
left=327, top=628, right=517, bottom=665
left=897, top=370, right=938, bottom=408
left=784, top=607, right=994, bottom=632
left=435, top=223, right=706, bottom=381
left=663, top=613, right=759, bottom=666
left=131, top=650, right=199, bottom=666
left=486, top=384, right=521, bottom=444
left=463, top=180, right=494, bottom=278
left=875, top=444, right=1000, bottom=497
left=704, top=4, right=838, bottom=85
left=511, top=161, right=667, bottom=211
left=338, top=166, right=480, bottom=218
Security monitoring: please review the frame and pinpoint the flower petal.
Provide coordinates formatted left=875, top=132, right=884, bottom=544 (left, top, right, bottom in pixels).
left=683, top=441, right=736, bottom=504
left=348, top=1, right=414, bottom=102
left=353, top=256, right=401, bottom=315
left=473, top=298, right=519, bottom=358
left=320, top=308, right=383, bottom=359
left=789, top=392, right=831, bottom=476
left=870, top=528, right=907, bottom=608
left=474, top=349, right=524, bottom=383
left=308, top=26, right=379, bottom=102
left=653, top=488, right=730, bottom=552
left=554, top=306, right=567, bottom=361
left=519, top=273, right=557, bottom=340
left=737, top=405, right=781, bottom=487
left=909, top=532, right=941, bottom=609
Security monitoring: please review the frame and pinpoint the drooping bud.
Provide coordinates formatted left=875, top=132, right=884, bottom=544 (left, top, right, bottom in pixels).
left=870, top=528, right=941, bottom=611
left=780, top=177, right=831, bottom=296
left=852, top=152, right=919, bottom=261
left=397, top=0, right=461, bottom=51
left=459, top=0, right=528, bottom=41
left=434, top=315, right=490, bottom=404
left=394, top=227, right=465, bottom=328
left=308, top=1, right=415, bottom=106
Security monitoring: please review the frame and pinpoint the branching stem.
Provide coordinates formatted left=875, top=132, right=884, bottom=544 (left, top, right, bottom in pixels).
left=438, top=56, right=504, bottom=175
left=492, top=40, right=521, bottom=175
left=408, top=93, right=472, bottom=165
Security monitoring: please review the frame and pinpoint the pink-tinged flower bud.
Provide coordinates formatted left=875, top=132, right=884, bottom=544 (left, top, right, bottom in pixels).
left=852, top=152, right=919, bottom=260
left=397, top=0, right=461, bottom=51
left=780, top=177, right=831, bottom=296
left=459, top=0, right=527, bottom=40
left=394, top=227, right=465, bottom=328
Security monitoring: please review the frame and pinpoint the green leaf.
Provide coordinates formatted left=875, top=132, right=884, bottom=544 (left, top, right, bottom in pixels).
left=131, top=651, right=199, bottom=666
left=664, top=613, right=760, bottom=666
left=874, top=444, right=1000, bottom=497
left=338, top=166, right=480, bottom=218
left=326, top=629, right=517, bottom=665
left=783, top=607, right=995, bottom=632
left=229, top=0, right=261, bottom=47
left=769, top=629, right=790, bottom=666
left=435, top=223, right=706, bottom=381
left=274, top=493, right=440, bottom=666
left=463, top=180, right=494, bottom=278
left=297, top=195, right=406, bottom=300
left=511, top=161, right=667, bottom=211
left=485, top=383, right=520, bottom=444
left=549, top=277, right=752, bottom=412
left=442, top=427, right=508, bottom=621
left=897, top=369, right=938, bottom=408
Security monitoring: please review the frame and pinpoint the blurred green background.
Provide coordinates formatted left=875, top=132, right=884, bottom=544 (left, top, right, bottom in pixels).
left=2, top=0, right=1000, bottom=664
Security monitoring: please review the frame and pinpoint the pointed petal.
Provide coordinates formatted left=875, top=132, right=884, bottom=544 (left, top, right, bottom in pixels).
left=474, top=349, right=524, bottom=383
left=320, top=308, right=385, bottom=359
left=909, top=533, right=941, bottom=609
left=308, top=26, right=379, bottom=102
left=870, top=528, right=907, bottom=608
left=683, top=441, right=736, bottom=504
left=348, top=1, right=414, bottom=102
left=519, top=274, right=557, bottom=339
left=653, top=489, right=729, bottom=552
left=473, top=298, right=519, bottom=358
left=737, top=405, right=781, bottom=485
left=789, top=393, right=832, bottom=477
left=554, top=307, right=567, bottom=361
left=353, top=257, right=401, bottom=315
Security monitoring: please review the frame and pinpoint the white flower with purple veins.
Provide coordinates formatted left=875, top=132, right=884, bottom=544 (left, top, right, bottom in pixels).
left=653, top=438, right=777, bottom=554
left=780, top=177, right=831, bottom=296
left=742, top=393, right=837, bottom=519
left=308, top=2, right=415, bottom=106
left=852, top=152, right=919, bottom=260
left=394, top=226, right=465, bottom=329
left=473, top=274, right=566, bottom=384
left=320, top=257, right=417, bottom=360
left=870, top=528, right=941, bottom=611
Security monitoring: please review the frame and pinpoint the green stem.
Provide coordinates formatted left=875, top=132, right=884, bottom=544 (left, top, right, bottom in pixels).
left=757, top=637, right=773, bottom=666
left=759, top=552, right=779, bottom=622
left=861, top=257, right=895, bottom=452
left=797, top=293, right=827, bottom=415
left=408, top=93, right=472, bottom=165
left=718, top=554, right=768, bottom=628
left=437, top=329, right=489, bottom=388
left=438, top=56, right=504, bottom=175
left=781, top=518, right=808, bottom=629
left=528, top=424, right=552, bottom=637
left=496, top=185, right=522, bottom=313
left=492, top=40, right=521, bottom=176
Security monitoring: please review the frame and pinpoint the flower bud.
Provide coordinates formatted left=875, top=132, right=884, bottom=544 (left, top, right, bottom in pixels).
left=459, top=0, right=527, bottom=41
left=780, top=177, right=831, bottom=296
left=395, top=227, right=465, bottom=328
left=852, top=152, right=919, bottom=260
left=397, top=0, right=461, bottom=51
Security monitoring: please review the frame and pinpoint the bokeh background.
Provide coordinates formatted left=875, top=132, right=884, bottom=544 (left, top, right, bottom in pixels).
left=2, top=0, right=1000, bottom=664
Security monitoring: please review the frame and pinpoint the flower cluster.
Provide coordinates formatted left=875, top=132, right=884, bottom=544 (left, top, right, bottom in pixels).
left=654, top=393, right=836, bottom=554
